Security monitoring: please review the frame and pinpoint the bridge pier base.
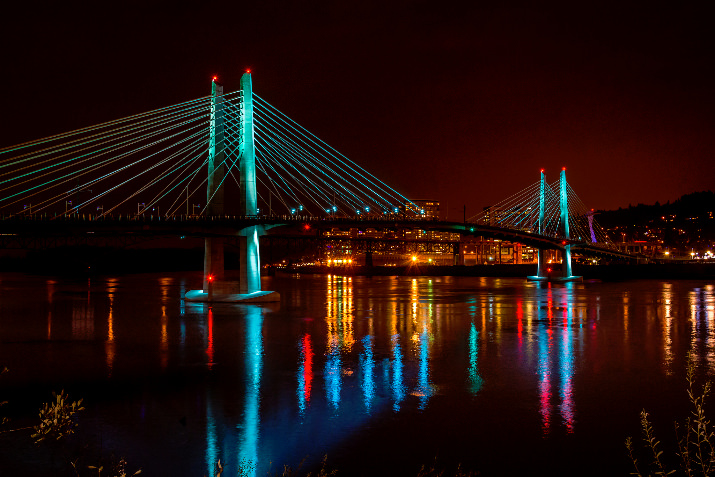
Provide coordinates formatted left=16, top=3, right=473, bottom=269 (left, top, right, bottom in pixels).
left=185, top=289, right=280, bottom=303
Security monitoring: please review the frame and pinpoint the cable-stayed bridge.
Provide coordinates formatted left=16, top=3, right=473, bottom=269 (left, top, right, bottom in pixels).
left=0, top=72, right=630, bottom=298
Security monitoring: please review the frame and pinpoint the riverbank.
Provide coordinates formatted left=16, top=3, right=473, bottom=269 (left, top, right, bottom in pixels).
left=2, top=246, right=714, bottom=279
left=284, top=263, right=715, bottom=280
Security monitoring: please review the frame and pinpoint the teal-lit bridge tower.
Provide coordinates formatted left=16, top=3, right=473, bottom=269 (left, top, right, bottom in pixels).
left=186, top=72, right=279, bottom=302
left=527, top=168, right=582, bottom=282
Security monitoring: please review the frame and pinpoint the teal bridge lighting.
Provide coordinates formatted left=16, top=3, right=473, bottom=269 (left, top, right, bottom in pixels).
left=0, top=73, right=626, bottom=286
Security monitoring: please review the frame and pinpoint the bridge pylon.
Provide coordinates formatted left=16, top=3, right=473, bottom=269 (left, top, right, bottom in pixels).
left=527, top=168, right=582, bottom=283
left=186, top=73, right=279, bottom=303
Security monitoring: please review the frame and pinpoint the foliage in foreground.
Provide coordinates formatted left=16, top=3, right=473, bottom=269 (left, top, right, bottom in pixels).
left=627, top=353, right=715, bottom=476
left=2, top=368, right=479, bottom=477
left=31, top=390, right=84, bottom=444
left=1, top=368, right=139, bottom=476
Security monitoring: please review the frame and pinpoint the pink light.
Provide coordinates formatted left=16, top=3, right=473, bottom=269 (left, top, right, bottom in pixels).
left=302, top=334, right=313, bottom=403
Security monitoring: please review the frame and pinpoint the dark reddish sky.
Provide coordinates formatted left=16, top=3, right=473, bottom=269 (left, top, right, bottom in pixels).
left=2, top=1, right=713, bottom=217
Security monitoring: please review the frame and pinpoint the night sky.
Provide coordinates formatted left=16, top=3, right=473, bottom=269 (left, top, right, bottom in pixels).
left=2, top=1, right=713, bottom=217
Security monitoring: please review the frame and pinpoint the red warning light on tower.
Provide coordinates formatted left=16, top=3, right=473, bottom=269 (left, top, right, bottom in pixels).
left=246, top=68, right=251, bottom=74
left=212, top=76, right=218, bottom=82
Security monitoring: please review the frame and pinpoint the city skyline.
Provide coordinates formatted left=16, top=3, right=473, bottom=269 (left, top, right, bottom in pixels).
left=1, top=2, right=713, bottom=213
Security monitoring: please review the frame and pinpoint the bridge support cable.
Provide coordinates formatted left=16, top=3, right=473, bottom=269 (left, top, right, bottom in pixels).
left=0, top=96, right=212, bottom=158
left=252, top=107, right=394, bottom=215
left=0, top=91, right=254, bottom=218
left=251, top=108, right=376, bottom=210
left=253, top=125, right=368, bottom=214
left=253, top=94, right=410, bottom=205
left=1, top=119, right=211, bottom=216
left=0, top=106, right=210, bottom=198
left=251, top=94, right=417, bottom=216
left=253, top=137, right=332, bottom=213
left=0, top=103, right=211, bottom=188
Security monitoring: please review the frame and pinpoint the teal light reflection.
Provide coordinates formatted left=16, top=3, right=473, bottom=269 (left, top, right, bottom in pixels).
left=560, top=288, right=576, bottom=432
left=325, top=349, right=342, bottom=410
left=205, top=398, right=219, bottom=477
left=360, top=335, right=375, bottom=412
left=416, top=327, right=433, bottom=409
left=391, top=334, right=405, bottom=411
left=560, top=308, right=575, bottom=432
left=468, top=322, right=483, bottom=394
left=537, top=301, right=553, bottom=435
left=239, top=306, right=263, bottom=476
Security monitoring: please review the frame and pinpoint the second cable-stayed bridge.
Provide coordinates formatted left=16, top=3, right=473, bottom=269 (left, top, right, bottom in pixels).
left=0, top=72, right=631, bottom=299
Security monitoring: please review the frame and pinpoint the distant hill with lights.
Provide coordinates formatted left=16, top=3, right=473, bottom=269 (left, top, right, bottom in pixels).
left=597, top=191, right=715, bottom=252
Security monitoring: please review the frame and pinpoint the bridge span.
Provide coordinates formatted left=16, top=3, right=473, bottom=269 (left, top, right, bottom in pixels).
left=0, top=214, right=635, bottom=262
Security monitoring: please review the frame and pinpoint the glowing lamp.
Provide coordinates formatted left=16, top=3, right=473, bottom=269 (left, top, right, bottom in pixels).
left=411, top=255, right=417, bottom=262
left=303, top=224, right=310, bottom=231
left=207, top=274, right=214, bottom=282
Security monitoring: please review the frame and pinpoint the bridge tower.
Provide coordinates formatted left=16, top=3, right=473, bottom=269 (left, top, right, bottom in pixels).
left=527, top=168, right=582, bottom=282
left=203, top=78, right=226, bottom=292
left=187, top=72, right=279, bottom=302
left=559, top=167, right=574, bottom=278
left=536, top=169, right=547, bottom=277
left=238, top=71, right=262, bottom=295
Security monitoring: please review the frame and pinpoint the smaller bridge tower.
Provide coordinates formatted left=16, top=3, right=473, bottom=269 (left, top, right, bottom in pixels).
left=527, top=168, right=582, bottom=282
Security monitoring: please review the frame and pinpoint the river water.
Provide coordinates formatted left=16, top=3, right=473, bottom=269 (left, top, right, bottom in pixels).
left=0, top=272, right=714, bottom=476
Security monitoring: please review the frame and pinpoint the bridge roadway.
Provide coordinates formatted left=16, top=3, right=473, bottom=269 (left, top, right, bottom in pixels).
left=0, top=215, right=635, bottom=260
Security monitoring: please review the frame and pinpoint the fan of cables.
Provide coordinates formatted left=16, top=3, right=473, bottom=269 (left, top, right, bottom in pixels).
left=467, top=179, right=613, bottom=246
left=0, top=89, right=418, bottom=220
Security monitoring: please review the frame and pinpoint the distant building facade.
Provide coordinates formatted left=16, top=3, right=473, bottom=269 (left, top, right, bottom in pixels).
left=406, top=199, right=440, bottom=219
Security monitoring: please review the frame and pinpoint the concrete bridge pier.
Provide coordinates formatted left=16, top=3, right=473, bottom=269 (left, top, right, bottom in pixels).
left=186, top=73, right=279, bottom=303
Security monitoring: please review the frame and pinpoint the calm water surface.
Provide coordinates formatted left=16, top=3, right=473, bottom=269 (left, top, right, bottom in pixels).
left=1, top=273, right=714, bottom=476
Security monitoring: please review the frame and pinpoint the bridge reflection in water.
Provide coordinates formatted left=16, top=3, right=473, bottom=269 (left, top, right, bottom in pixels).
left=175, top=278, right=715, bottom=476
left=5, top=274, right=715, bottom=476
